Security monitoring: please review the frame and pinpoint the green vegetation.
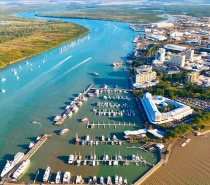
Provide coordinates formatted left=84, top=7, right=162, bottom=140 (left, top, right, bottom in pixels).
left=38, top=8, right=164, bottom=23
left=0, top=20, right=89, bottom=68
left=193, top=112, right=210, bottom=130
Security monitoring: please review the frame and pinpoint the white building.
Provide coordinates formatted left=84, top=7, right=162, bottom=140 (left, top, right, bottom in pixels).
left=134, top=65, right=156, bottom=84
left=169, top=53, right=186, bottom=67
left=151, top=22, right=174, bottom=28
left=156, top=48, right=166, bottom=63
left=141, top=92, right=193, bottom=124
left=148, top=35, right=167, bottom=41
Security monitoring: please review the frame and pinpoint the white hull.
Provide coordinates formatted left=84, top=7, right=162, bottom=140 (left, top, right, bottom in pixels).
left=43, top=166, right=51, bottom=182
left=12, top=159, right=30, bottom=179
left=1, top=152, right=25, bottom=177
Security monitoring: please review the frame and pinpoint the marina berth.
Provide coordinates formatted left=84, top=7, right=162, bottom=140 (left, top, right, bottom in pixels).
left=43, top=166, right=51, bottom=183
left=1, top=152, right=25, bottom=177
left=12, top=159, right=30, bottom=180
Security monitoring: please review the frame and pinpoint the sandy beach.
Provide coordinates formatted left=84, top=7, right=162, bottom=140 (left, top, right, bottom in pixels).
left=143, top=133, right=210, bottom=185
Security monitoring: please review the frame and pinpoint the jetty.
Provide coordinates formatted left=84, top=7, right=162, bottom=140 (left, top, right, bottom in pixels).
left=180, top=138, right=191, bottom=147
left=91, top=87, right=133, bottom=92
left=83, top=83, right=94, bottom=94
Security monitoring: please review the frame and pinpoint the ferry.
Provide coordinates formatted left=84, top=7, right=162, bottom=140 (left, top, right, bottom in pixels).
left=28, top=141, right=35, bottom=149
left=63, top=171, right=71, bottom=184
left=92, top=72, right=99, bottom=76
left=12, top=159, right=30, bottom=180
left=81, top=118, right=88, bottom=123
left=68, top=155, right=74, bottom=164
left=1, top=152, right=25, bottom=177
left=59, top=128, right=69, bottom=135
left=55, top=171, right=61, bottom=184
left=43, top=166, right=51, bottom=183
left=75, top=175, right=82, bottom=184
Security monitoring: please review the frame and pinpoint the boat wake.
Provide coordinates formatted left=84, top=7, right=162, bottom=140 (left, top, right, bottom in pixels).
left=105, top=23, right=121, bottom=33
left=41, top=57, right=92, bottom=88
left=32, top=121, right=42, bottom=126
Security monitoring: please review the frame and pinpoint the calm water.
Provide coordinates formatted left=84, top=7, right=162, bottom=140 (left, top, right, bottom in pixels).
left=0, top=12, right=158, bottom=183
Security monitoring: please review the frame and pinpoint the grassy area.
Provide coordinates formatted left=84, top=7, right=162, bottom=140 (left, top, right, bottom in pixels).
left=0, top=20, right=89, bottom=68
left=37, top=8, right=164, bottom=23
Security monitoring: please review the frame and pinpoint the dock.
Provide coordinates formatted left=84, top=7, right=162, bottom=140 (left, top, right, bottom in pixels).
left=180, top=138, right=191, bottom=147
left=83, top=83, right=94, bottom=94
left=90, top=87, right=133, bottom=92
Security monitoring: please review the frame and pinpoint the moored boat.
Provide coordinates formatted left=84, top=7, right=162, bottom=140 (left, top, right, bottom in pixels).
left=68, top=155, right=74, bottom=164
left=81, top=118, right=88, bottom=123
left=55, top=171, right=61, bottom=184
left=12, top=159, right=30, bottom=180
left=75, top=175, right=82, bottom=184
left=63, top=171, right=71, bottom=184
left=115, top=175, right=119, bottom=184
left=54, top=115, right=61, bottom=122
left=28, top=141, right=35, bottom=149
left=100, top=176, right=104, bottom=184
left=119, top=176, right=123, bottom=185
left=107, top=176, right=112, bottom=185
left=36, top=135, right=42, bottom=142
left=92, top=72, right=99, bottom=76
left=43, top=166, right=51, bottom=182
left=1, top=152, right=25, bottom=177
left=59, top=128, right=69, bottom=135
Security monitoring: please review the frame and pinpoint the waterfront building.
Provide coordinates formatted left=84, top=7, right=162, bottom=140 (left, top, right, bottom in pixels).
left=150, top=22, right=174, bottom=28
left=169, top=53, right=186, bottom=68
left=156, top=48, right=165, bottom=63
left=141, top=92, right=193, bottom=124
left=134, top=65, right=156, bottom=84
left=186, top=72, right=199, bottom=82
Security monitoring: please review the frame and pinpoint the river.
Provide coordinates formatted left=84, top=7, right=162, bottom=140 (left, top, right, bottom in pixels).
left=0, top=12, right=158, bottom=184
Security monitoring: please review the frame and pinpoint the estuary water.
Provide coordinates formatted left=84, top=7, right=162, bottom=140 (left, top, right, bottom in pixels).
left=0, top=12, right=158, bottom=183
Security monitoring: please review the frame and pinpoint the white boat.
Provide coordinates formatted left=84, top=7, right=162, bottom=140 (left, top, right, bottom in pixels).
left=92, top=72, right=99, bottom=76
left=119, top=176, right=123, bottom=185
left=123, top=178, right=128, bottom=185
left=28, top=141, right=35, bottom=149
left=68, top=154, right=74, bottom=164
left=1, top=87, right=5, bottom=93
left=36, top=135, right=42, bottom=142
left=1, top=75, right=6, bottom=82
left=63, top=171, right=71, bottom=184
left=12, top=159, right=30, bottom=180
left=43, top=166, right=51, bottom=182
left=81, top=118, right=88, bottom=123
left=107, top=176, right=112, bottom=185
left=13, top=69, right=17, bottom=75
left=67, top=111, right=73, bottom=117
left=112, top=61, right=123, bottom=67
left=86, top=135, right=90, bottom=142
left=55, top=171, right=61, bottom=184
left=1, top=152, right=25, bottom=177
left=100, top=176, right=104, bottom=184
left=75, top=175, right=82, bottom=184
left=16, top=75, right=19, bottom=80
left=72, top=106, right=79, bottom=113
left=93, top=176, right=97, bottom=183
left=54, top=115, right=61, bottom=122
left=115, top=175, right=119, bottom=184
left=59, top=128, right=69, bottom=135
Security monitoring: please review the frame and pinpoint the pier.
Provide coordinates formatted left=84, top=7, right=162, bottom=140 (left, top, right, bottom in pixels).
left=83, top=83, right=94, bottom=95
left=90, top=87, right=133, bottom=93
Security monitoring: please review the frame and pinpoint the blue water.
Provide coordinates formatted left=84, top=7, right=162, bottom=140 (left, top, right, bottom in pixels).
left=0, top=12, right=139, bottom=167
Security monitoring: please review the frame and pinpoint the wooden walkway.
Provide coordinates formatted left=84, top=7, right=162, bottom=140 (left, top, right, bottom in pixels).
left=83, top=83, right=94, bottom=94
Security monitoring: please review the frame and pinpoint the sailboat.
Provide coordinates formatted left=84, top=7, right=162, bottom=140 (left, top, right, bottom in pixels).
left=1, top=75, right=6, bottom=82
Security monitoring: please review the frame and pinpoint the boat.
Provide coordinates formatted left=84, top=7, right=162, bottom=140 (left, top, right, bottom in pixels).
left=13, top=69, right=17, bottom=75
left=1, top=152, right=25, bottom=177
left=81, top=118, right=88, bottom=123
left=68, top=154, right=74, bottom=164
left=93, top=176, right=97, bottom=183
left=92, top=72, right=99, bottom=76
left=123, top=178, right=128, bottom=185
left=54, top=115, right=61, bottom=122
left=75, top=133, right=80, bottom=145
left=119, top=176, right=123, bottom=185
left=28, top=141, right=35, bottom=149
left=55, top=171, right=61, bottom=184
left=115, top=175, right=119, bottom=184
left=59, top=128, right=69, bottom=135
left=67, top=111, right=73, bottom=117
left=100, top=176, right=104, bottom=184
left=112, top=61, right=123, bottom=67
left=36, top=135, right=42, bottom=142
left=107, top=176, right=112, bottom=185
left=63, top=171, right=71, bottom=184
left=26, top=61, right=29, bottom=65
left=43, top=166, right=51, bottom=182
left=1, top=86, right=5, bottom=93
left=1, top=75, right=6, bottom=82
left=12, top=159, right=30, bottom=180
left=16, top=75, right=19, bottom=80
left=75, top=175, right=82, bottom=184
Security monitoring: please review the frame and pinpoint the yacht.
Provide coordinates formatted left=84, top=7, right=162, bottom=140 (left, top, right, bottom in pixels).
left=55, top=171, right=61, bottom=184
left=92, top=176, right=97, bottom=183
left=123, top=178, right=128, bottom=185
left=36, top=135, right=42, bottom=142
left=92, top=72, right=99, bottom=76
left=68, top=154, right=74, bottom=164
left=100, top=176, right=104, bottom=184
left=1, top=152, right=25, bottom=177
left=75, top=175, right=82, bottom=184
left=115, top=175, right=119, bottom=185
left=28, top=141, right=35, bottom=149
left=12, top=159, right=30, bottom=180
left=107, top=176, right=112, bottom=185
left=59, top=128, right=69, bottom=135
left=1, top=86, right=5, bottom=93
left=63, top=171, right=71, bottom=184
left=54, top=115, right=61, bottom=122
left=43, top=166, right=51, bottom=183
left=81, top=118, right=88, bottom=123
left=119, top=176, right=123, bottom=185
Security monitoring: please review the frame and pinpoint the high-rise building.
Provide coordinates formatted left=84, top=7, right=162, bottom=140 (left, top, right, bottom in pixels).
left=186, top=72, right=199, bottom=82
left=156, top=48, right=165, bottom=62
left=169, top=53, right=186, bottom=67
left=184, top=49, right=194, bottom=60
